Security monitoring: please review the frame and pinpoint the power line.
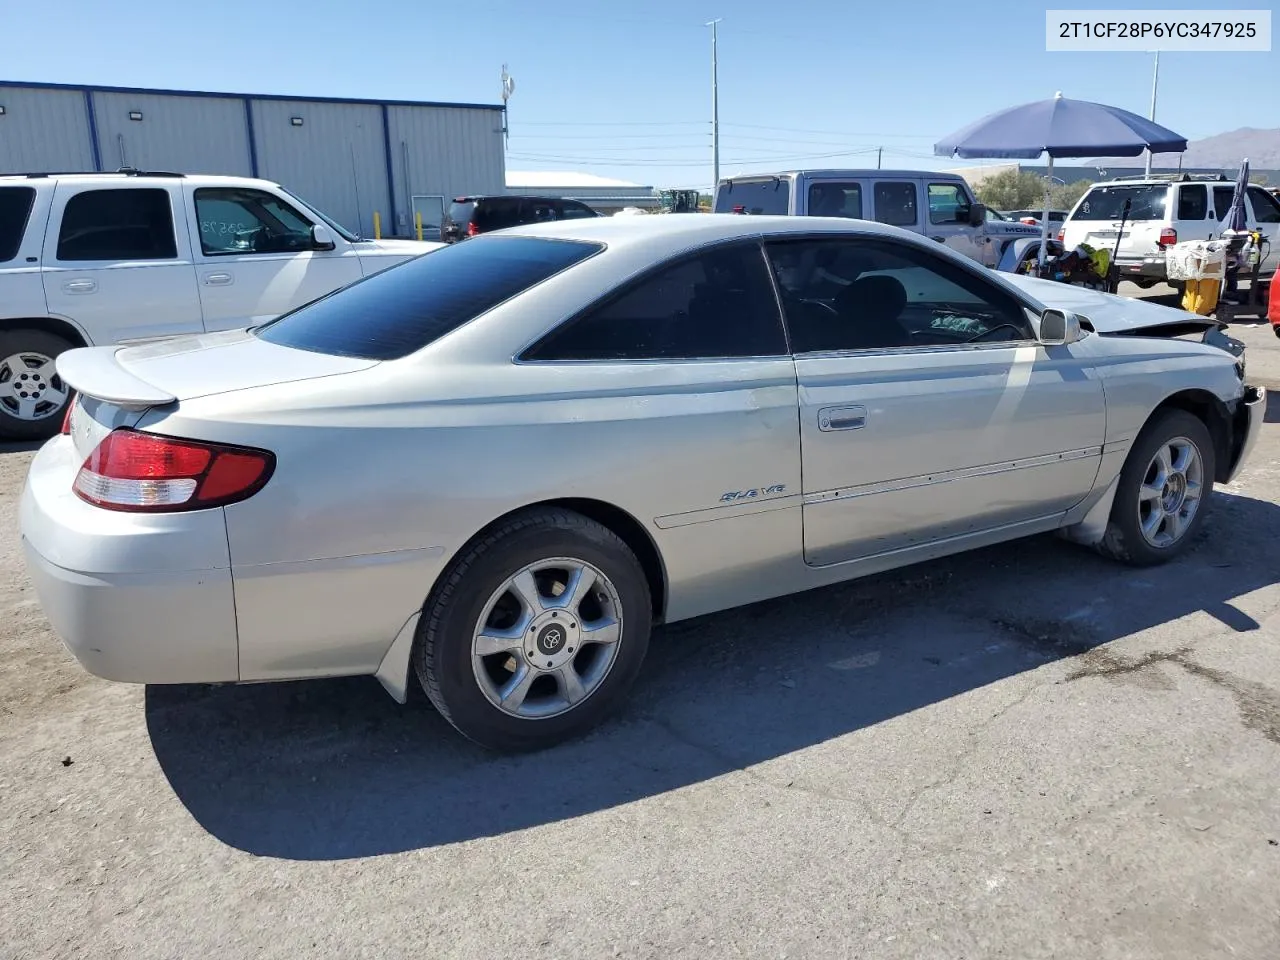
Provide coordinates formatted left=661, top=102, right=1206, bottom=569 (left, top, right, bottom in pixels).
left=506, top=147, right=882, bottom=167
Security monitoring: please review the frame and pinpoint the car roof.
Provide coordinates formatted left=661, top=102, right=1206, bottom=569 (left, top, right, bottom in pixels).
left=0, top=171, right=282, bottom=190
left=720, top=169, right=965, bottom=181
left=495, top=213, right=924, bottom=250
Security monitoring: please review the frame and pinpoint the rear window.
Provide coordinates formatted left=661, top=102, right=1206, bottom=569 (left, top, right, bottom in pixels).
left=446, top=200, right=475, bottom=225
left=714, top=179, right=790, bottom=215
left=1074, top=184, right=1168, bottom=221
left=255, top=236, right=603, bottom=360
left=0, top=186, right=36, bottom=262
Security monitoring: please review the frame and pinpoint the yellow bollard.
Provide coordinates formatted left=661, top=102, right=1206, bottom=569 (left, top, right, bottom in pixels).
left=373, top=211, right=381, bottom=240
left=415, top=211, right=423, bottom=242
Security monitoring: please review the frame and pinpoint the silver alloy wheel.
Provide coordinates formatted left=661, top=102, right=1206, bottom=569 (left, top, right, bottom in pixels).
left=1138, top=435, right=1205, bottom=548
left=0, top=351, right=69, bottom=422
left=471, top=557, right=624, bottom=720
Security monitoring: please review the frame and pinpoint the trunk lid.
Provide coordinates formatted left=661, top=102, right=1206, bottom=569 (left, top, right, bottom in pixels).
left=57, top=328, right=378, bottom=458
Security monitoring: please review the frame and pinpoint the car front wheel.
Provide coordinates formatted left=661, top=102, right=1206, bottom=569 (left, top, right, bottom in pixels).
left=1098, top=409, right=1215, bottom=566
left=415, top=507, right=652, bottom=751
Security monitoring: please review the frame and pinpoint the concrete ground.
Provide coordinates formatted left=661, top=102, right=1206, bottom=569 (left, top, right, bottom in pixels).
left=3, top=285, right=1280, bottom=959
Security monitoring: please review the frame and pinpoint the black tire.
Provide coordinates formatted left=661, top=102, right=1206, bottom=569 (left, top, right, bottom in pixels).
left=1097, top=409, right=1216, bottom=566
left=414, top=507, right=653, bottom=752
left=0, top=329, right=76, bottom=442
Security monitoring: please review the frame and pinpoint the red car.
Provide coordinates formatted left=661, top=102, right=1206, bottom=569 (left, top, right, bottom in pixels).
left=1270, top=273, right=1279, bottom=337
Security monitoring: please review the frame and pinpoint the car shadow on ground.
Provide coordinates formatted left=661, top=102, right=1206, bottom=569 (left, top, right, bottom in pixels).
left=1265, top=390, right=1280, bottom=425
left=0, top=439, right=46, bottom=455
left=146, top=488, right=1280, bottom=861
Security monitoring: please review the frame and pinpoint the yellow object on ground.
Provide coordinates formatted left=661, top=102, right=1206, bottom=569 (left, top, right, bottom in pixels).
left=1182, top=278, right=1221, bottom=315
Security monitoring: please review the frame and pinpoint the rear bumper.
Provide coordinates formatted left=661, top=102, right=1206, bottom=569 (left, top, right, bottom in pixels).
left=18, top=436, right=239, bottom=684
left=1226, top=384, right=1266, bottom=484
left=1114, top=255, right=1168, bottom=282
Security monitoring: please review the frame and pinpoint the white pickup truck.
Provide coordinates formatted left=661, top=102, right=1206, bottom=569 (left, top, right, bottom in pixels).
left=0, top=169, right=441, bottom=439
left=714, top=169, right=1040, bottom=268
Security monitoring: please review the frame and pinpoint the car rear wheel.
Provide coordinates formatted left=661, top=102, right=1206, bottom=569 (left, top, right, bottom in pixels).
left=1097, top=409, right=1215, bottom=566
left=0, top=329, right=75, bottom=442
left=415, top=507, right=652, bottom=751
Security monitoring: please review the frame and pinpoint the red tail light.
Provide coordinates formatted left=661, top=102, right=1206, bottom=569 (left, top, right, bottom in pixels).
left=1056, top=229, right=1065, bottom=242
left=1020, top=216, right=1038, bottom=226
left=466, top=221, right=479, bottom=237
left=1159, top=227, right=1177, bottom=247
left=73, top=429, right=274, bottom=513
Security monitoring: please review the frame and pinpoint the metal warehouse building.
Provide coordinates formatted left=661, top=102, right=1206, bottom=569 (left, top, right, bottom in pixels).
left=0, top=80, right=506, bottom=238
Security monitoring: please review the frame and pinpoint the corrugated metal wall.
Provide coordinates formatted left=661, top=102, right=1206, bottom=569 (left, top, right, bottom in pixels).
left=91, top=91, right=253, bottom=176
left=0, top=83, right=506, bottom=237
left=386, top=106, right=506, bottom=233
left=0, top=86, right=95, bottom=173
left=250, top=99, right=390, bottom=240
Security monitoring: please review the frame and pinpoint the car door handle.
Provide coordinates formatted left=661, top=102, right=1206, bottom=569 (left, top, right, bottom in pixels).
left=203, top=273, right=233, bottom=286
left=931, top=236, right=946, bottom=243
left=62, top=279, right=97, bottom=294
left=818, top=405, right=867, bottom=431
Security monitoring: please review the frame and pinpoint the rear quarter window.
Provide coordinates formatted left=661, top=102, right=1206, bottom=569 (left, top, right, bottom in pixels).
left=0, top=186, right=36, bottom=262
left=255, top=236, right=603, bottom=360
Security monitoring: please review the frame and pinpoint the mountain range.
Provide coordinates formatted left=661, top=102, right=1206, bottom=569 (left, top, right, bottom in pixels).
left=1139, top=127, right=1280, bottom=171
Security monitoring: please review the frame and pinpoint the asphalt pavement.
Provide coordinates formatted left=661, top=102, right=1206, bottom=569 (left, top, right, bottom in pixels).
left=2, top=288, right=1279, bottom=959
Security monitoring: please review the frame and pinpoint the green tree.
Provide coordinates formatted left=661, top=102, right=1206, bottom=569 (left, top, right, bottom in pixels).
left=974, top=169, right=1046, bottom=210
left=1050, top=179, right=1093, bottom=210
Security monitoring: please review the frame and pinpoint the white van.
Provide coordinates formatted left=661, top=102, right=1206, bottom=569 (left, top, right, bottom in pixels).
left=1059, top=174, right=1280, bottom=288
left=712, top=169, right=1041, bottom=268
left=0, top=169, right=441, bottom=439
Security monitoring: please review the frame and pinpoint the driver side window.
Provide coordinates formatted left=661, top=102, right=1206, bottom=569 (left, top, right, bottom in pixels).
left=194, top=188, right=315, bottom=256
left=764, top=238, right=1035, bottom=353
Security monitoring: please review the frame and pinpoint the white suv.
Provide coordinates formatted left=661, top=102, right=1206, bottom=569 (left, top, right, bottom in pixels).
left=0, top=169, right=442, bottom=439
left=1060, top=174, right=1280, bottom=289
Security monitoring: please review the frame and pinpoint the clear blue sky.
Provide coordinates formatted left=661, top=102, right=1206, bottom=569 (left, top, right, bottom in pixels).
left=2, top=0, right=1275, bottom=190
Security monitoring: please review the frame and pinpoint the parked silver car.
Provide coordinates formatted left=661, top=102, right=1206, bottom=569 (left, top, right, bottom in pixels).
left=20, top=215, right=1265, bottom=750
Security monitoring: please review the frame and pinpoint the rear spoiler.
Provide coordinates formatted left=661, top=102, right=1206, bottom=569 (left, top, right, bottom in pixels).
left=56, top=346, right=177, bottom=409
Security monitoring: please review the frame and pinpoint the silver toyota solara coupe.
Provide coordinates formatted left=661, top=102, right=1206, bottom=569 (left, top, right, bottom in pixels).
left=20, top=215, right=1266, bottom=750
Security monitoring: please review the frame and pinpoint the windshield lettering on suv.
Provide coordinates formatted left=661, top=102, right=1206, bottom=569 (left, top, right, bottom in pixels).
left=255, top=236, right=603, bottom=360
left=1075, top=185, right=1167, bottom=221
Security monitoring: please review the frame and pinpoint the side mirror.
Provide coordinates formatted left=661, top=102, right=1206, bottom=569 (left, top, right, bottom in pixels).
left=311, top=224, right=335, bottom=251
left=968, top=202, right=987, bottom=226
left=1040, top=308, right=1083, bottom=346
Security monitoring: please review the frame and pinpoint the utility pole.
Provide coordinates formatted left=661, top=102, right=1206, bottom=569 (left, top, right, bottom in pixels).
left=1144, top=50, right=1160, bottom=176
left=707, top=19, right=721, bottom=196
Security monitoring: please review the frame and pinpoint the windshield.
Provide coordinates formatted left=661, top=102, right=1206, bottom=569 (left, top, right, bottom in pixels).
left=255, top=236, right=603, bottom=360
left=1074, top=185, right=1168, bottom=221
left=278, top=186, right=363, bottom=242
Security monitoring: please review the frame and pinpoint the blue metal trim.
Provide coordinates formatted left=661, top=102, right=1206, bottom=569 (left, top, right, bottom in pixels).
left=0, top=79, right=503, bottom=112
left=380, top=104, right=397, bottom=234
left=83, top=89, right=103, bottom=171
left=243, top=98, right=259, bottom=178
